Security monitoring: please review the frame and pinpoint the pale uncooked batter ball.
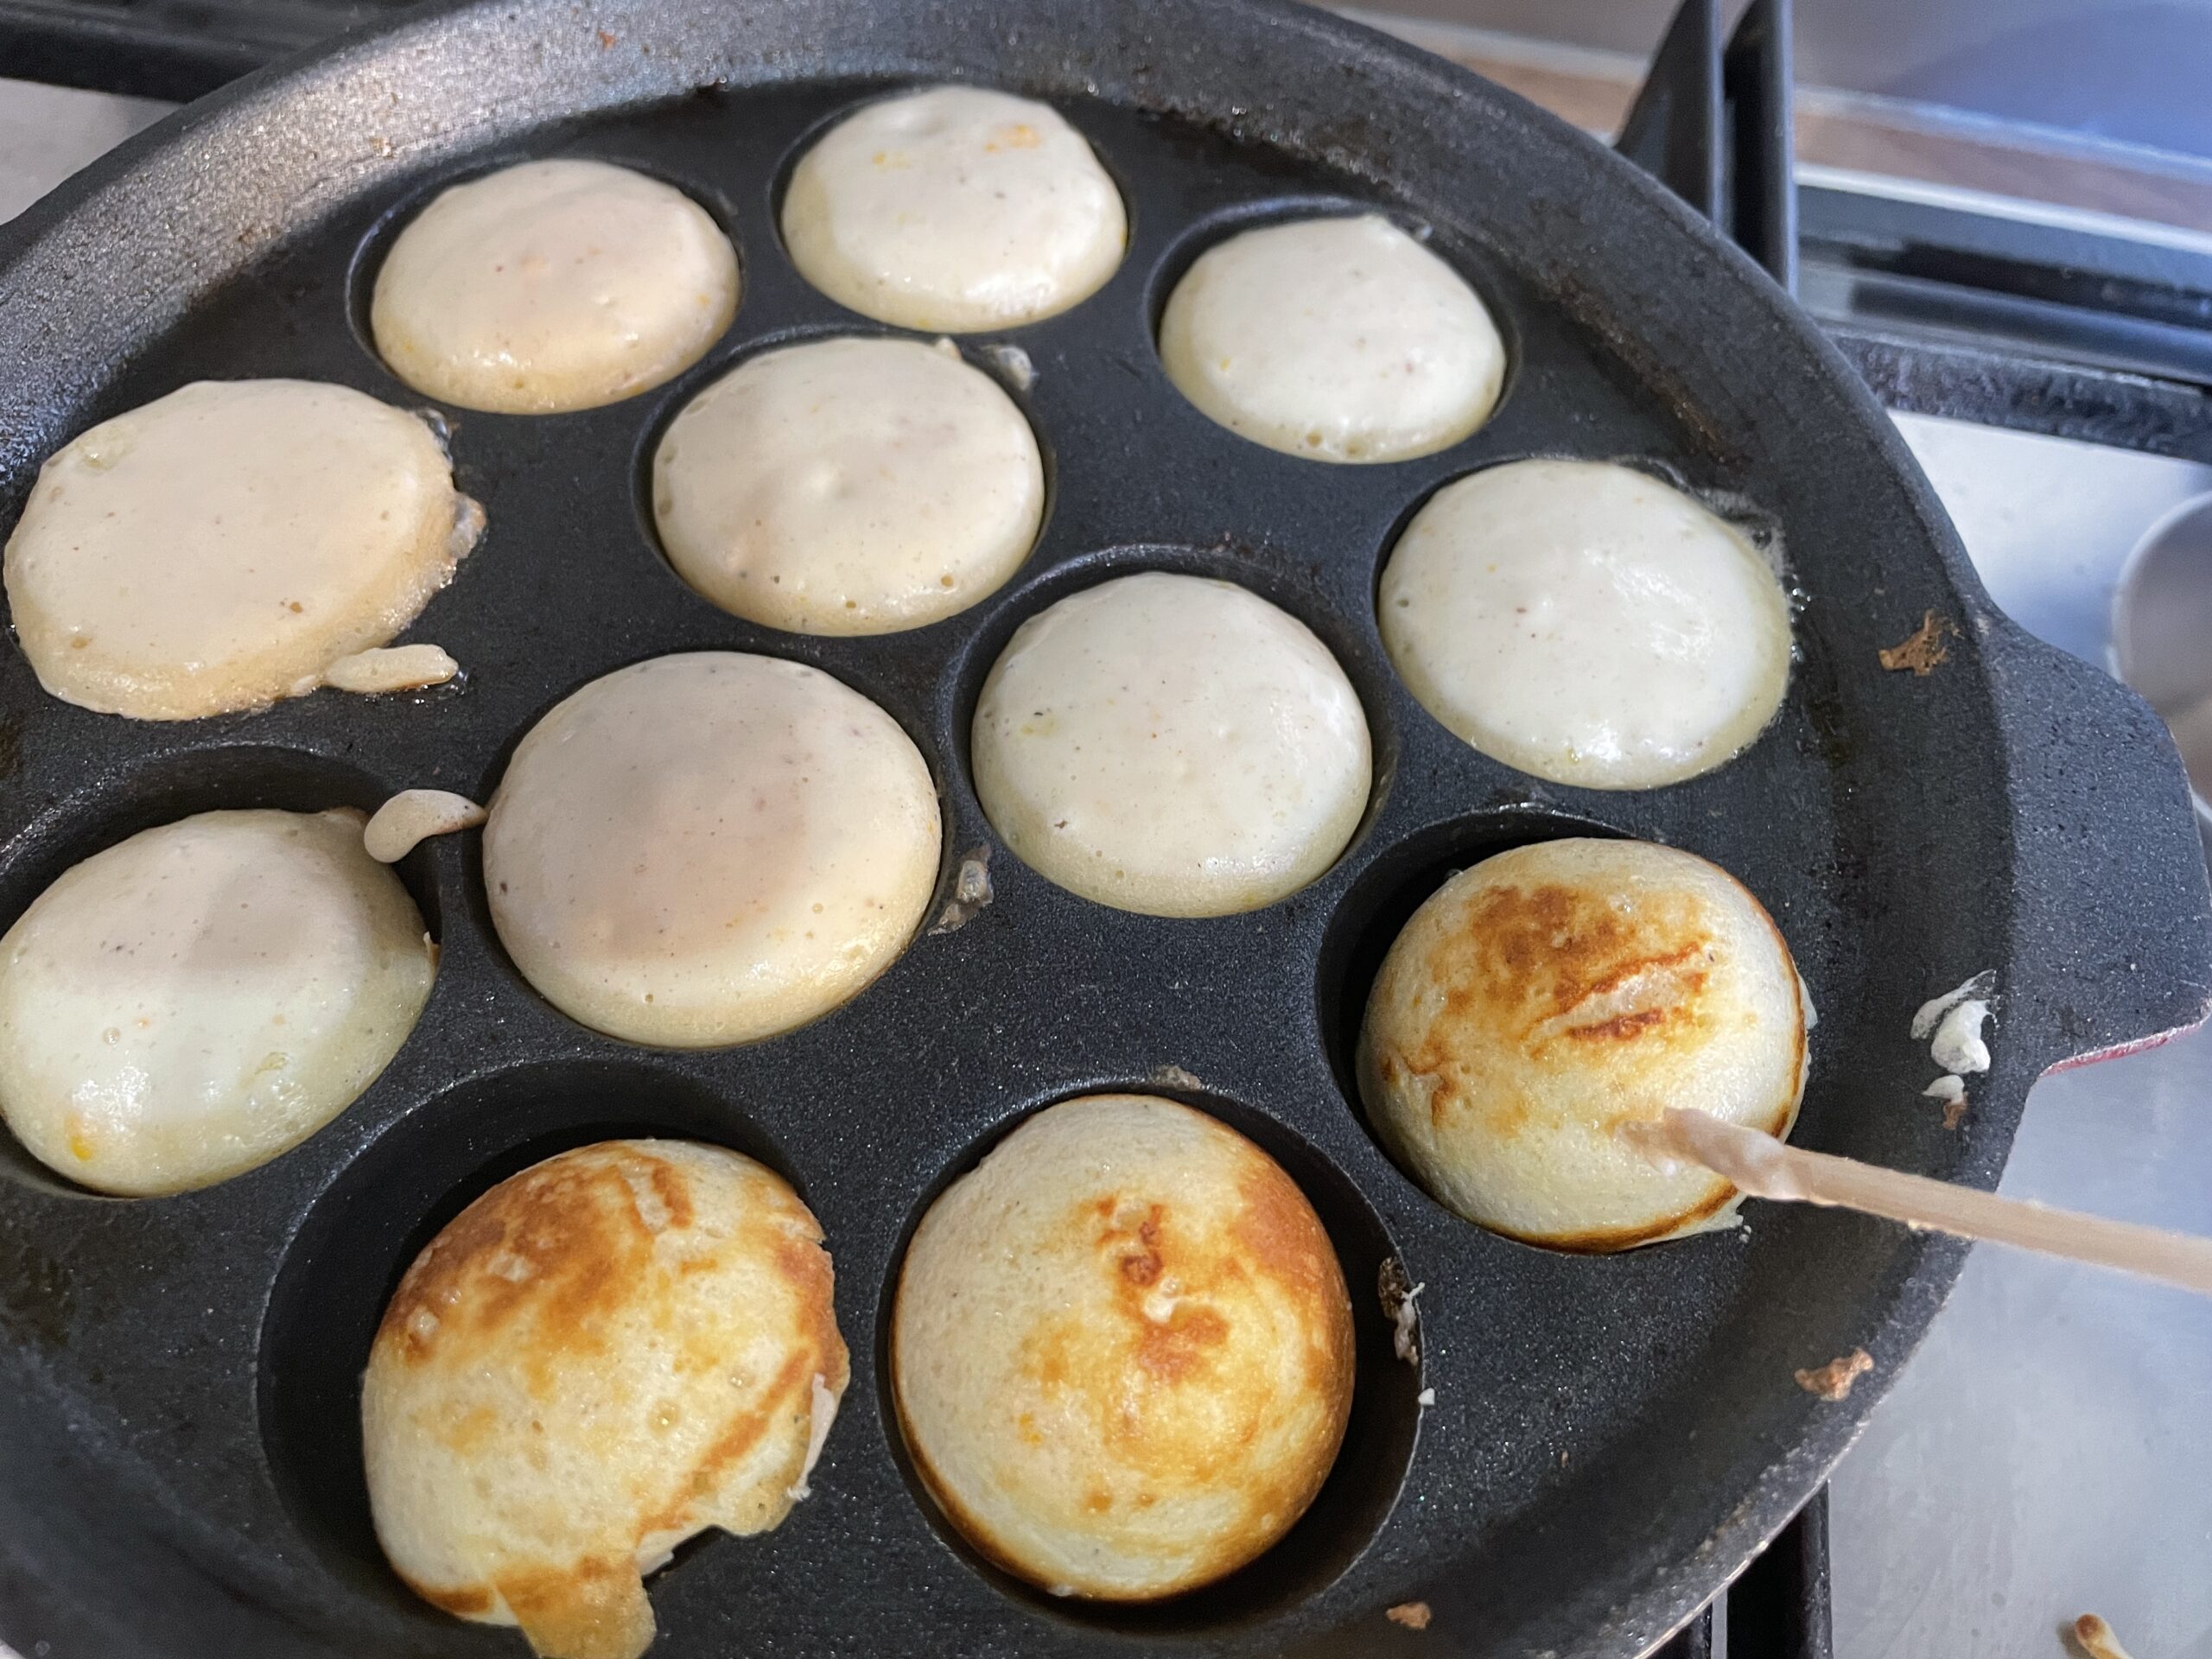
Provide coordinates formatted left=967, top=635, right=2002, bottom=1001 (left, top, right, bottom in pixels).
left=3, top=380, right=478, bottom=720
left=1159, top=214, right=1504, bottom=462
left=1359, top=838, right=1809, bottom=1251
left=971, top=572, right=1370, bottom=917
left=483, top=652, right=940, bottom=1047
left=782, top=86, right=1126, bottom=331
left=1379, top=460, right=1792, bottom=788
left=365, top=1139, right=847, bottom=1659
left=653, top=336, right=1043, bottom=634
left=372, top=158, right=740, bottom=413
left=0, top=809, right=434, bottom=1196
left=893, top=1094, right=1353, bottom=1599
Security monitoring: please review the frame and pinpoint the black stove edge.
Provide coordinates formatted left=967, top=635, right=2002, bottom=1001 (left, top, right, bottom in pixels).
left=1832, top=324, right=2212, bottom=463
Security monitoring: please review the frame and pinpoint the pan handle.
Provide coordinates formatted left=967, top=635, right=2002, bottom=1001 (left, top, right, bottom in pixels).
left=1983, top=613, right=2212, bottom=1071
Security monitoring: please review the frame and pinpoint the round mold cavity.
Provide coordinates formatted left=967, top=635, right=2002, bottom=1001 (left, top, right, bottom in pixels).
left=765, top=80, right=1140, bottom=332
left=628, top=325, right=1058, bottom=635
left=1314, top=806, right=1630, bottom=1141
left=942, top=542, right=1401, bottom=907
left=1144, top=194, right=1522, bottom=452
left=0, top=744, right=442, bottom=1201
left=344, top=146, right=748, bottom=408
left=457, top=648, right=957, bottom=1050
left=874, top=1077, right=1420, bottom=1637
left=256, top=1057, right=804, bottom=1620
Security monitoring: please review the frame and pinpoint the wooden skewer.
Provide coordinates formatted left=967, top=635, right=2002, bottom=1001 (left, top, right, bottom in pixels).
left=1623, top=1109, right=2212, bottom=1299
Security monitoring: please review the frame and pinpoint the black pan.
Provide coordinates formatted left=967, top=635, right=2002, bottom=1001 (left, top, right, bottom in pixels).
left=0, top=3, right=2205, bottom=1656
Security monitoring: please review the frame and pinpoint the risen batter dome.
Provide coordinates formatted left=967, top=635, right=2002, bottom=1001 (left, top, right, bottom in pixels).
left=971, top=572, right=1371, bottom=917
left=652, top=336, right=1043, bottom=634
left=372, top=158, right=739, bottom=414
left=893, top=1093, right=1354, bottom=1599
left=365, top=1140, right=847, bottom=1659
left=483, top=652, right=940, bottom=1047
left=782, top=86, right=1126, bottom=331
left=1358, top=837, right=1809, bottom=1250
left=0, top=808, right=434, bottom=1196
left=1378, top=459, right=1792, bottom=788
left=1159, top=213, right=1505, bottom=462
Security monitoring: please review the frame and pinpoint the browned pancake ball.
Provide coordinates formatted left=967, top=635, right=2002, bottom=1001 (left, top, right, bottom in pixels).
left=1358, top=838, right=1809, bottom=1250
left=892, top=1094, right=1355, bottom=1599
left=363, top=1141, right=848, bottom=1659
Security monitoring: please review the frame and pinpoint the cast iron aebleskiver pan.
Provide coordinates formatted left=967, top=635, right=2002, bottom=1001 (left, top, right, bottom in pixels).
left=0, top=1, right=2206, bottom=1655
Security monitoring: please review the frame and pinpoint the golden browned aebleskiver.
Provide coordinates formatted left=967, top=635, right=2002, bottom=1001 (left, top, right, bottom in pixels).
left=893, top=1094, right=1354, bottom=1599
left=1358, top=837, right=1809, bottom=1250
left=364, top=1140, right=848, bottom=1659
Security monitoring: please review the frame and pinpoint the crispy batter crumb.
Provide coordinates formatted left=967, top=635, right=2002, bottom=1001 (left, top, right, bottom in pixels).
left=1923, top=1073, right=1968, bottom=1129
left=928, top=846, right=995, bottom=934
left=1387, top=1601, right=1433, bottom=1630
left=1879, top=610, right=1958, bottom=675
left=2071, top=1613, right=2135, bottom=1659
left=1796, top=1348, right=1873, bottom=1401
left=1146, top=1063, right=1205, bottom=1091
left=1378, top=1258, right=1422, bottom=1365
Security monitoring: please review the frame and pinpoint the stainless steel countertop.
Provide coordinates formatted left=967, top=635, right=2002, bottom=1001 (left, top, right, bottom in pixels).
left=1839, top=415, right=2212, bottom=1659
left=3, top=72, right=2209, bottom=1659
